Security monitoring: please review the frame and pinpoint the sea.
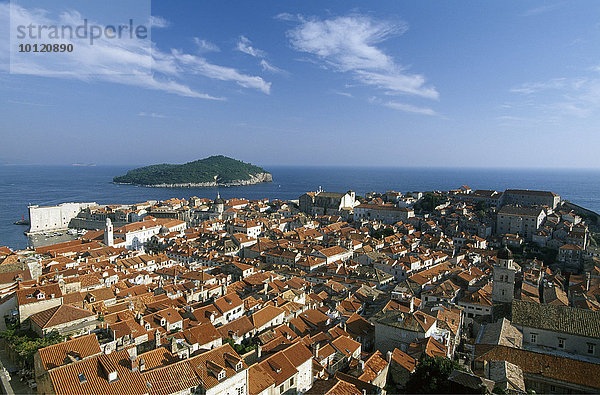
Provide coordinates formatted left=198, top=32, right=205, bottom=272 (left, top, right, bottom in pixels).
left=1, top=165, right=599, bottom=251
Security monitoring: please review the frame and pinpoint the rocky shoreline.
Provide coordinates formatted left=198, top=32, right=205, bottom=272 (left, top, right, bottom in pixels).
left=114, top=172, right=273, bottom=188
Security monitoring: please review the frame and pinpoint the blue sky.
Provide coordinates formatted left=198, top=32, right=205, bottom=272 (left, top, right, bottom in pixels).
left=1, top=1, right=600, bottom=168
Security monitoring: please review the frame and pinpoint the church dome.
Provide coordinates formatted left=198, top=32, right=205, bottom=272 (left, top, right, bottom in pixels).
left=498, top=246, right=513, bottom=260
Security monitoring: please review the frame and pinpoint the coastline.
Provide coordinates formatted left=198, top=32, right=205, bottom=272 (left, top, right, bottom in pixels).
left=113, top=172, right=273, bottom=188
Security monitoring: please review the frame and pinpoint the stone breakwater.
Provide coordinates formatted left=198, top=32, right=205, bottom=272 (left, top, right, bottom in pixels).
left=114, top=172, right=273, bottom=188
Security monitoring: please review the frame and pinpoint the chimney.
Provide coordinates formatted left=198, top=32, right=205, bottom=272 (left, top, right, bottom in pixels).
left=256, top=345, right=262, bottom=360
left=386, top=351, right=392, bottom=363
left=342, top=321, right=347, bottom=332
left=313, top=343, right=320, bottom=358
left=155, top=330, right=161, bottom=347
left=170, top=337, right=178, bottom=353
left=358, top=360, right=365, bottom=372
left=139, top=358, right=146, bottom=372
left=127, top=346, right=138, bottom=359
left=129, top=355, right=139, bottom=372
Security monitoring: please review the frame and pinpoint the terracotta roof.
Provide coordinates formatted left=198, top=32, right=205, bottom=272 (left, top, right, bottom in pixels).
left=298, top=308, right=330, bottom=328
left=408, top=336, right=447, bottom=359
left=175, top=322, right=221, bottom=347
left=317, top=246, right=349, bottom=257
left=390, top=348, right=416, bottom=372
left=16, top=283, right=62, bottom=306
left=331, top=336, right=361, bottom=357
left=142, top=356, right=200, bottom=395
left=49, top=349, right=148, bottom=395
left=187, top=343, right=247, bottom=389
left=358, top=351, right=388, bottom=383
left=0, top=269, right=32, bottom=284
left=217, top=316, right=255, bottom=339
left=374, top=309, right=436, bottom=333
left=280, top=342, right=313, bottom=369
left=137, top=348, right=178, bottom=372
left=214, top=293, right=243, bottom=314
left=345, top=313, right=374, bottom=339
left=248, top=362, right=276, bottom=395
left=30, top=304, right=96, bottom=329
left=110, top=319, right=147, bottom=339
left=38, top=333, right=102, bottom=371
left=252, top=305, right=285, bottom=329
left=260, top=350, right=298, bottom=386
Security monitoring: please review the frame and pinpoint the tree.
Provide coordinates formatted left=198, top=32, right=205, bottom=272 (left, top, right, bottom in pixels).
left=0, top=328, right=63, bottom=367
left=475, top=201, right=487, bottom=212
left=415, top=193, right=442, bottom=213
left=405, top=355, right=465, bottom=393
left=224, top=337, right=256, bottom=354
left=372, top=227, right=395, bottom=239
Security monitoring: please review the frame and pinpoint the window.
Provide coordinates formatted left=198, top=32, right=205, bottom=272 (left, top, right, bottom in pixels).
left=588, top=343, right=596, bottom=354
left=531, top=333, right=538, bottom=343
left=78, top=373, right=87, bottom=383
left=218, top=370, right=226, bottom=381
left=290, top=377, right=294, bottom=386
left=558, top=338, right=565, bottom=349
left=280, top=384, right=285, bottom=394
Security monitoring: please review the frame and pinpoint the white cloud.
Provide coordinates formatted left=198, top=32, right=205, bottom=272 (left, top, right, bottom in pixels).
left=332, top=90, right=353, bottom=98
left=520, top=3, right=563, bottom=17
left=260, top=59, right=284, bottom=74
left=194, top=37, right=220, bottom=53
left=274, top=12, right=299, bottom=22
left=509, top=74, right=600, bottom=118
left=384, top=101, right=437, bottom=116
left=150, top=15, right=169, bottom=28
left=236, top=35, right=266, bottom=58
left=172, top=50, right=271, bottom=94
left=236, top=36, right=285, bottom=75
left=2, top=3, right=270, bottom=99
left=138, top=111, right=166, bottom=118
left=509, top=78, right=569, bottom=94
left=286, top=15, right=438, bottom=99
left=109, top=73, right=223, bottom=100
left=7, top=99, right=53, bottom=106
